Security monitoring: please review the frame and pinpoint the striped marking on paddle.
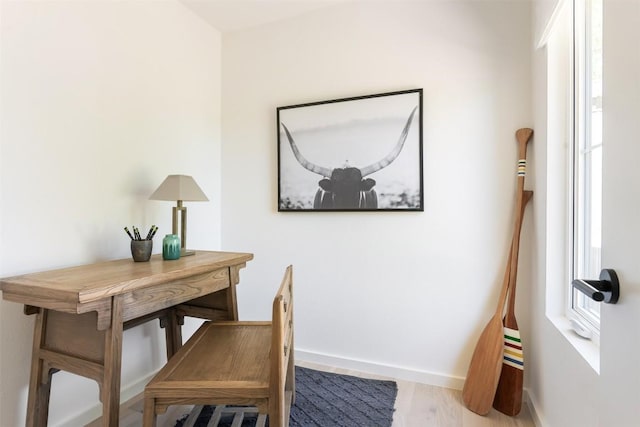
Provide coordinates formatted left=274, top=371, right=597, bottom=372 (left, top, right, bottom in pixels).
left=517, top=160, right=526, bottom=177
left=503, top=327, right=523, bottom=370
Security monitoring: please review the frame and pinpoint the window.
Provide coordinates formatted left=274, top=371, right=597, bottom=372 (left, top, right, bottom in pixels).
left=543, top=0, right=601, bottom=369
left=571, top=0, right=603, bottom=337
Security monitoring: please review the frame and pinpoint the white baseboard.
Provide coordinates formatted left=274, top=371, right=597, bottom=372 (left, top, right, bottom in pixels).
left=53, top=371, right=156, bottom=427
left=296, top=347, right=545, bottom=427
left=295, top=347, right=465, bottom=390
left=526, top=390, right=547, bottom=427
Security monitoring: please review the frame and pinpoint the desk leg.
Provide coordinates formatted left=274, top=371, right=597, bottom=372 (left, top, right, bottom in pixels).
left=226, top=284, right=239, bottom=321
left=228, top=266, right=241, bottom=320
left=162, top=309, right=183, bottom=360
left=101, top=295, right=124, bottom=427
left=26, top=309, right=51, bottom=427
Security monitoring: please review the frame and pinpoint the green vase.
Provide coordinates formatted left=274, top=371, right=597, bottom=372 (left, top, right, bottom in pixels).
left=162, top=234, right=181, bottom=260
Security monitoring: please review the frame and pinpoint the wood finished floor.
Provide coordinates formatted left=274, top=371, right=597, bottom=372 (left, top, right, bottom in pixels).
left=88, top=360, right=535, bottom=427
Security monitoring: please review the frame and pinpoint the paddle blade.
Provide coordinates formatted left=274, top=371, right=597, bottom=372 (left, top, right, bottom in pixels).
left=493, top=327, right=524, bottom=415
left=462, top=315, right=505, bottom=415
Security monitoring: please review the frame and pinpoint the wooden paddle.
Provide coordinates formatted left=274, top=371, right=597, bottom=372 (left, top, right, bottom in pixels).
left=462, top=190, right=532, bottom=415
left=462, top=128, right=533, bottom=415
left=493, top=129, right=533, bottom=416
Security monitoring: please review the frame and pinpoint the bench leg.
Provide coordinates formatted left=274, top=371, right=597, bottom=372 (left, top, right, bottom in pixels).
left=143, top=396, right=157, bottom=427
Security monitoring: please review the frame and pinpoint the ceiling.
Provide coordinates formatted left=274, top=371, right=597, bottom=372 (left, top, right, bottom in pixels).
left=179, top=0, right=346, bottom=32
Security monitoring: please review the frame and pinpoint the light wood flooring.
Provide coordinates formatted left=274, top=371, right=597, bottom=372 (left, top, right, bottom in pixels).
left=88, top=360, right=536, bottom=427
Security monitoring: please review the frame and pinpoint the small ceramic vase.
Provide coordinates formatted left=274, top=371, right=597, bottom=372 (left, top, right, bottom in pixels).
left=162, top=234, right=181, bottom=260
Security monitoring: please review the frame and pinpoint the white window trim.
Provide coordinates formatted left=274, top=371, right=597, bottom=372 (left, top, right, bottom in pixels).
left=541, top=0, right=600, bottom=373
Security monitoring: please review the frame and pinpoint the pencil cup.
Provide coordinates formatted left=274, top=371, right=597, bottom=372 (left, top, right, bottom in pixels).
left=131, top=240, right=153, bottom=262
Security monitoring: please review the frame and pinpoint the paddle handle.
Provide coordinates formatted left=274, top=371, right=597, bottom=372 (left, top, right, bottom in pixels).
left=503, top=129, right=533, bottom=323
left=495, top=190, right=533, bottom=325
left=494, top=129, right=532, bottom=318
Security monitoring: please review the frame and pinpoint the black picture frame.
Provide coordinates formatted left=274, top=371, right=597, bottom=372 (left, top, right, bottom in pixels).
left=277, top=89, right=423, bottom=212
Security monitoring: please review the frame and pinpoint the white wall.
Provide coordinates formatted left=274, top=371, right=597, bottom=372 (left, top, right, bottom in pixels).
left=221, top=1, right=533, bottom=386
left=529, top=0, right=640, bottom=426
left=599, top=1, right=640, bottom=424
left=534, top=0, right=561, bottom=47
left=0, top=1, right=221, bottom=425
left=527, top=2, right=599, bottom=424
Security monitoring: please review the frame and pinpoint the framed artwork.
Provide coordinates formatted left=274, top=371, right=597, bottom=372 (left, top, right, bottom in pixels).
left=277, top=88, right=423, bottom=211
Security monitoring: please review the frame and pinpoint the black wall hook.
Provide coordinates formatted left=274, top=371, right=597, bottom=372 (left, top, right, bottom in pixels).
left=572, top=269, right=620, bottom=304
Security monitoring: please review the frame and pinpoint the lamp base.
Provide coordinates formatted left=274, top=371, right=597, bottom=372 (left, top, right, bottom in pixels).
left=181, top=249, right=196, bottom=257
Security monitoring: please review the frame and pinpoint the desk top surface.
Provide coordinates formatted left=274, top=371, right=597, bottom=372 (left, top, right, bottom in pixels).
left=0, top=251, right=253, bottom=304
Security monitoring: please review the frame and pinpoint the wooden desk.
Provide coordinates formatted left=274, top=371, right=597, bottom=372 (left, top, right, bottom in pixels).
left=0, top=250, right=253, bottom=427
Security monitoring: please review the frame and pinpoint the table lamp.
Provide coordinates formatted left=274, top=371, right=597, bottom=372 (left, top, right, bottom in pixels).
left=149, top=174, right=208, bottom=256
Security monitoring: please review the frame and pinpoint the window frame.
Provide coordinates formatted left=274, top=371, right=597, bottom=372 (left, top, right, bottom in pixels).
left=569, top=0, right=603, bottom=340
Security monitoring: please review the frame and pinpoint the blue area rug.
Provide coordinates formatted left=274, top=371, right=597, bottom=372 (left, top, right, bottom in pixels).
left=175, top=366, right=397, bottom=427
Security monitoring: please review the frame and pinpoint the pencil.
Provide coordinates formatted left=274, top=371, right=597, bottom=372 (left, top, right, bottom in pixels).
left=145, top=225, right=156, bottom=240
left=124, top=227, right=135, bottom=240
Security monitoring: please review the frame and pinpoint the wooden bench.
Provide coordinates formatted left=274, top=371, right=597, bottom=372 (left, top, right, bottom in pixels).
left=143, top=265, right=295, bottom=427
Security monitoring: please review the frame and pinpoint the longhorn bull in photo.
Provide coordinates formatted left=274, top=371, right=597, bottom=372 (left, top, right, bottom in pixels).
left=281, top=106, right=418, bottom=209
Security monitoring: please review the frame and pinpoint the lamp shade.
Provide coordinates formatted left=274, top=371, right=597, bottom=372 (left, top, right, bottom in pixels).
left=149, top=175, right=209, bottom=202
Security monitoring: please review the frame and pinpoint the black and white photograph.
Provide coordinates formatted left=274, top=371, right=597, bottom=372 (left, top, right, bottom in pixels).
left=277, top=89, right=423, bottom=211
